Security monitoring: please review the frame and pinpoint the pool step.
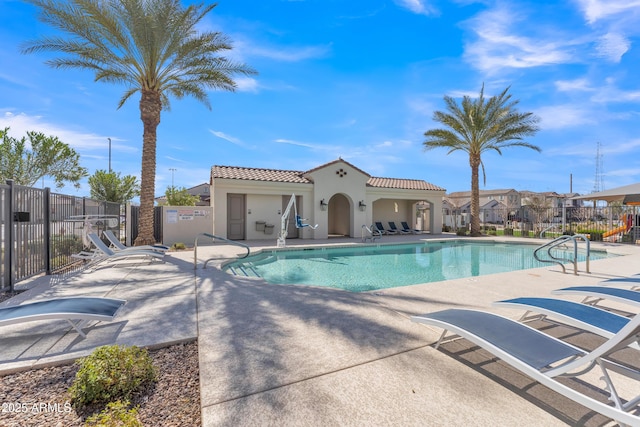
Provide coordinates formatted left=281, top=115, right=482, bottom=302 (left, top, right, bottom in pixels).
left=228, top=264, right=261, bottom=277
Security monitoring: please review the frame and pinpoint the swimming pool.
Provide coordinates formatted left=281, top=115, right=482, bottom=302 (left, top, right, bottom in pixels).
left=223, top=240, right=611, bottom=292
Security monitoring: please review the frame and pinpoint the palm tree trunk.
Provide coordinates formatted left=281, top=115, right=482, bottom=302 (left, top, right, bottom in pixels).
left=135, top=89, right=161, bottom=246
left=469, top=156, right=481, bottom=236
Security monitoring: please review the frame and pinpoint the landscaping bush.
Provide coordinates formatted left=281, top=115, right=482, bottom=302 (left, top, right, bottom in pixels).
left=456, top=229, right=467, bottom=236
left=504, top=228, right=513, bottom=236
left=576, top=229, right=603, bottom=241
left=69, top=345, right=156, bottom=408
left=85, top=400, right=142, bottom=427
left=171, top=242, right=186, bottom=250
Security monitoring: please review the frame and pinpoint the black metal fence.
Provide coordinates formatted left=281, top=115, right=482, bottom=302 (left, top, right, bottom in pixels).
left=129, top=205, right=163, bottom=245
left=444, top=205, right=640, bottom=242
left=1, top=180, right=121, bottom=292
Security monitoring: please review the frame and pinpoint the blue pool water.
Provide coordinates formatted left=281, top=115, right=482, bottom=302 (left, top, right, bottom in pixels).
left=223, top=240, right=611, bottom=292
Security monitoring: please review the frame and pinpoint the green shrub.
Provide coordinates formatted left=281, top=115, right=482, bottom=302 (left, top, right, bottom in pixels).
left=85, top=400, right=142, bottom=427
left=171, top=242, right=186, bottom=250
left=69, top=345, right=156, bottom=408
left=504, top=228, right=513, bottom=236
left=456, top=229, right=467, bottom=236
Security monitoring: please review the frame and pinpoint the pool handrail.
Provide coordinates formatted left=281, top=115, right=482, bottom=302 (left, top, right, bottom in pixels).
left=533, top=234, right=590, bottom=275
left=194, top=233, right=250, bottom=270
left=361, top=224, right=381, bottom=243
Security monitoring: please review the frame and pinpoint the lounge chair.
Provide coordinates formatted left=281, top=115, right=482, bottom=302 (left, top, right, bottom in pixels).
left=600, top=276, right=640, bottom=291
left=388, top=222, right=409, bottom=234
left=83, top=233, right=165, bottom=265
left=0, top=296, right=126, bottom=338
left=103, top=229, right=169, bottom=253
left=493, top=297, right=635, bottom=345
left=375, top=222, right=396, bottom=235
left=401, top=221, right=422, bottom=234
left=552, top=286, right=640, bottom=309
left=411, top=308, right=640, bottom=425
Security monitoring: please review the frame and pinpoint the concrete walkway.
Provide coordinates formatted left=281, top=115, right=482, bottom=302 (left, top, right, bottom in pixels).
left=1, top=235, right=639, bottom=426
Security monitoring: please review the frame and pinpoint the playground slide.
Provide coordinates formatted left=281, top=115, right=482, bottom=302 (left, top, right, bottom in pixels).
left=603, top=225, right=627, bottom=238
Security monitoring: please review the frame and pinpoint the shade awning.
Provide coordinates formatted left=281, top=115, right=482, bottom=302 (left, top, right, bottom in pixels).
left=572, top=183, right=640, bottom=203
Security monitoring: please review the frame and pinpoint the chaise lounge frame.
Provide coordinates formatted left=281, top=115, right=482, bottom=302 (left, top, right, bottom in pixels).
left=412, top=309, right=640, bottom=426
left=0, top=296, right=126, bottom=338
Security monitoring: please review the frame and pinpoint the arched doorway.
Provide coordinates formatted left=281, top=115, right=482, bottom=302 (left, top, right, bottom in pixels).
left=328, top=194, right=350, bottom=237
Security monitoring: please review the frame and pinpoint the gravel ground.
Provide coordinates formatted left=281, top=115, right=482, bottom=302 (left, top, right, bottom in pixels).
left=0, top=340, right=201, bottom=426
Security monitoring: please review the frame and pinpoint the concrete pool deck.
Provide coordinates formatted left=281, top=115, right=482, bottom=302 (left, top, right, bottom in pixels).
left=1, top=234, right=639, bottom=426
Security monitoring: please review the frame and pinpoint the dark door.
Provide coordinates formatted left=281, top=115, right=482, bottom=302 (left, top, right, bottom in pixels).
left=227, top=194, right=245, bottom=240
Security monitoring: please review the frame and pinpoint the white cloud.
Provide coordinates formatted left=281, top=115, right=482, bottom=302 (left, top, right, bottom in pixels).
left=234, top=77, right=260, bottom=93
left=555, top=78, right=593, bottom=92
left=209, top=130, right=243, bottom=145
left=0, top=111, right=133, bottom=152
left=241, top=42, right=331, bottom=62
left=535, top=104, right=597, bottom=130
left=575, top=0, right=640, bottom=24
left=393, top=0, right=437, bottom=15
left=274, top=138, right=317, bottom=149
left=463, top=6, right=575, bottom=73
left=594, top=32, right=630, bottom=62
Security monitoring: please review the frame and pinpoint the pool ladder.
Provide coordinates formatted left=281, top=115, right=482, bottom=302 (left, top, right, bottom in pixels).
left=361, top=224, right=382, bottom=243
left=533, top=234, right=590, bottom=275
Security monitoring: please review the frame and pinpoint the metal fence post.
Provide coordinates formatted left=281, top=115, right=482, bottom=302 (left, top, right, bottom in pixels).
left=44, top=187, right=51, bottom=275
left=6, top=179, right=14, bottom=292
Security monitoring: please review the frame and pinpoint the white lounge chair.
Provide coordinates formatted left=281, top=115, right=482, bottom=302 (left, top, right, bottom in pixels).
left=79, top=233, right=165, bottom=266
left=103, top=230, right=169, bottom=253
left=388, top=222, right=409, bottom=234
left=375, top=222, right=396, bottom=235
left=493, top=297, right=637, bottom=348
left=599, top=276, right=640, bottom=291
left=552, top=286, right=640, bottom=309
left=401, top=221, right=422, bottom=234
left=0, top=296, right=126, bottom=338
left=412, top=309, right=640, bottom=425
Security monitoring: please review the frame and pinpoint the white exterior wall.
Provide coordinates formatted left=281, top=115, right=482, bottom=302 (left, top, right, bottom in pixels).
left=161, top=206, right=213, bottom=247
left=211, top=178, right=314, bottom=240
left=211, top=159, right=445, bottom=240
left=307, top=162, right=370, bottom=239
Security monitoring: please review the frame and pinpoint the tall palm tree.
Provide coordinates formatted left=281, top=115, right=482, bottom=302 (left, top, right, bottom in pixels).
left=23, top=0, right=256, bottom=245
left=424, top=85, right=540, bottom=236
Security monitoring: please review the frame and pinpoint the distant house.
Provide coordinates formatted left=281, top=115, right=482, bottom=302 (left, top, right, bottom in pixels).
left=210, top=158, right=446, bottom=240
left=444, top=189, right=520, bottom=226
left=155, top=183, right=210, bottom=206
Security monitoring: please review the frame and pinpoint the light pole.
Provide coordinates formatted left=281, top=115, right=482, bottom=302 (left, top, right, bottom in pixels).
left=169, top=168, right=177, bottom=194
left=107, top=137, right=112, bottom=172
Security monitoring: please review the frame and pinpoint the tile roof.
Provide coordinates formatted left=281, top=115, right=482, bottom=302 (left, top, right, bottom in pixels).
left=212, top=164, right=445, bottom=192
left=212, top=166, right=310, bottom=183
left=367, top=177, right=445, bottom=191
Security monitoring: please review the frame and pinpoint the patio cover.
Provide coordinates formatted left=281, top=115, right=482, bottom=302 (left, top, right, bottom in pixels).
left=572, top=183, right=640, bottom=205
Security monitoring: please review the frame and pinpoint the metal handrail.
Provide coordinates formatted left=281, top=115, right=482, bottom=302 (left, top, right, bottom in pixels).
left=194, top=233, right=250, bottom=270
left=361, top=224, right=381, bottom=243
left=539, top=224, right=557, bottom=238
left=533, top=234, right=590, bottom=275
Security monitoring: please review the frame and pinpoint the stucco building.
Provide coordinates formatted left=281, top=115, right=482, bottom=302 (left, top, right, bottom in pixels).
left=210, top=158, right=446, bottom=241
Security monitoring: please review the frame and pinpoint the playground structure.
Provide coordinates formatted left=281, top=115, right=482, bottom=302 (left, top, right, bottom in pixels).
left=603, top=214, right=635, bottom=242
left=277, top=194, right=317, bottom=247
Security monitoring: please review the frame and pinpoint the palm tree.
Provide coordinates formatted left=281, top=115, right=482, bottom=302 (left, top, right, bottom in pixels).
left=424, top=85, right=540, bottom=236
left=23, top=0, right=256, bottom=245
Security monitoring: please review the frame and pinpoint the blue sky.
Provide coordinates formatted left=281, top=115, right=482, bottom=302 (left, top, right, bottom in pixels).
left=1, top=0, right=640, bottom=198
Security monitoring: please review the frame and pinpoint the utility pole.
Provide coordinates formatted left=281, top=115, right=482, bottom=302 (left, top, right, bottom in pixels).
left=169, top=168, right=177, bottom=196
left=107, top=137, right=112, bottom=173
